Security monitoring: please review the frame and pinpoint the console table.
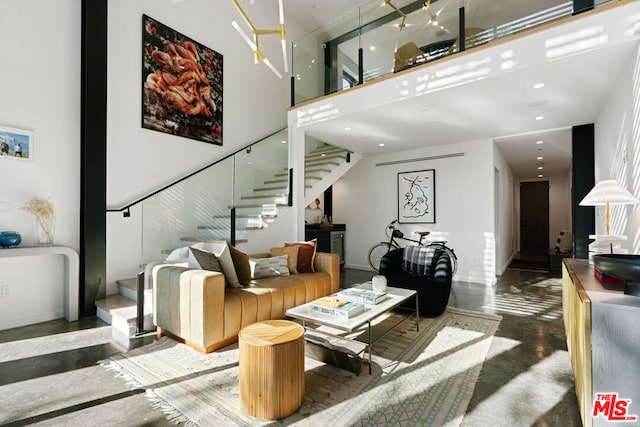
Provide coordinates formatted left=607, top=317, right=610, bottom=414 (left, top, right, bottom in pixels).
left=562, top=258, right=640, bottom=427
left=0, top=245, right=79, bottom=321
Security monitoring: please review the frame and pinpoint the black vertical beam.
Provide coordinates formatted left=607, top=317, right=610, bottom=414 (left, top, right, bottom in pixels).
left=81, top=0, right=108, bottom=316
left=230, top=207, right=236, bottom=247
left=358, top=47, right=363, bottom=85
left=288, top=168, right=294, bottom=206
left=572, top=124, right=595, bottom=259
left=573, top=0, right=594, bottom=15
left=324, top=186, right=333, bottom=220
left=459, top=6, right=466, bottom=52
left=290, top=75, right=295, bottom=107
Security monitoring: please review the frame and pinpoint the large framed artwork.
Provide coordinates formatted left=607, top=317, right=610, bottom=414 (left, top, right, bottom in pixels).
left=142, top=15, right=223, bottom=145
left=398, top=169, right=435, bottom=223
left=0, top=125, right=33, bottom=162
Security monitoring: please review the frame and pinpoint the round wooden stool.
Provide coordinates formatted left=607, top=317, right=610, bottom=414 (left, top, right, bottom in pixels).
left=238, top=319, right=305, bottom=420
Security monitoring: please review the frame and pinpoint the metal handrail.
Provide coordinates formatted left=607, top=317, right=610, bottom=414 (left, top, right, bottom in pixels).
left=106, top=127, right=287, bottom=215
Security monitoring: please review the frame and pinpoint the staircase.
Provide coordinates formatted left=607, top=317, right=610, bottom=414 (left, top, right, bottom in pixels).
left=95, top=277, right=154, bottom=337
left=96, top=142, right=359, bottom=335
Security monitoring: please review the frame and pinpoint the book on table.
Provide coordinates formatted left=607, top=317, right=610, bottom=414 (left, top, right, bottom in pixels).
left=337, top=288, right=387, bottom=305
left=309, top=296, right=365, bottom=319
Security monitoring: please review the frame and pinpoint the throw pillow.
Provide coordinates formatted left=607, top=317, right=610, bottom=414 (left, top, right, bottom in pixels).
left=284, top=238, right=317, bottom=273
left=555, top=230, right=573, bottom=254
left=188, top=247, right=224, bottom=275
left=249, top=255, right=290, bottom=279
left=228, top=242, right=251, bottom=286
left=402, top=245, right=437, bottom=276
left=190, top=241, right=242, bottom=288
left=270, top=245, right=299, bottom=274
left=164, top=246, right=191, bottom=263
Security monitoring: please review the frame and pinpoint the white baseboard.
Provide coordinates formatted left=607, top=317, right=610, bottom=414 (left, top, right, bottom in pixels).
left=0, top=310, right=65, bottom=331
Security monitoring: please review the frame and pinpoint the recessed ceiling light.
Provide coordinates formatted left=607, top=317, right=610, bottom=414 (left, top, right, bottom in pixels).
left=538, top=166, right=543, bottom=170
left=538, top=174, right=544, bottom=178
left=537, top=156, right=543, bottom=160
left=533, top=83, right=545, bottom=89
left=370, top=46, right=376, bottom=51
left=536, top=140, right=544, bottom=145
left=379, top=143, right=385, bottom=147
left=345, top=127, right=352, bottom=131
left=535, top=115, right=545, bottom=121
left=321, top=153, right=326, bottom=157
left=280, top=140, right=287, bottom=144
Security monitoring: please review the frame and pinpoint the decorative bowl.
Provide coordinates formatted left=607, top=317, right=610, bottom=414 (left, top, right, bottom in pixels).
left=592, top=254, right=640, bottom=296
left=0, top=231, right=22, bottom=248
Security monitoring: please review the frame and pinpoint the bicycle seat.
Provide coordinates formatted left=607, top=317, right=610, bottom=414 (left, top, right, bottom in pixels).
left=414, top=231, right=430, bottom=236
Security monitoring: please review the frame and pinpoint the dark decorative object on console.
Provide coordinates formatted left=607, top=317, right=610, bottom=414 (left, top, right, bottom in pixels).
left=378, top=247, right=452, bottom=316
left=0, top=231, right=22, bottom=248
left=593, top=254, right=640, bottom=296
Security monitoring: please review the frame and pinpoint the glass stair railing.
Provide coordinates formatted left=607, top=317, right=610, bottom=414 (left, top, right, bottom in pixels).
left=141, top=130, right=356, bottom=264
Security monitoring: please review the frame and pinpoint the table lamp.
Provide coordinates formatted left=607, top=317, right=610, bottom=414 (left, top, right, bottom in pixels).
left=579, top=179, right=640, bottom=253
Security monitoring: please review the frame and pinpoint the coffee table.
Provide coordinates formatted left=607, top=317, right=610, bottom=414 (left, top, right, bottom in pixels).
left=285, top=283, right=418, bottom=374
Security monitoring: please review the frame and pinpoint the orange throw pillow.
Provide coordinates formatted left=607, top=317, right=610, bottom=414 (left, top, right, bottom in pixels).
left=284, top=238, right=317, bottom=273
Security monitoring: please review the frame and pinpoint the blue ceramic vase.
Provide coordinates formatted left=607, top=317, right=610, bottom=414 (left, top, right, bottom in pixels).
left=0, top=231, right=22, bottom=248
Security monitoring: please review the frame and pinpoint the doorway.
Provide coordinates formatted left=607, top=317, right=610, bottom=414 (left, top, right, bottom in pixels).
left=520, top=181, right=549, bottom=257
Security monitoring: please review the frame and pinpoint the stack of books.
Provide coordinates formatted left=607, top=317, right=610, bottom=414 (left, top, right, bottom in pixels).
left=310, top=296, right=364, bottom=319
left=338, top=288, right=387, bottom=305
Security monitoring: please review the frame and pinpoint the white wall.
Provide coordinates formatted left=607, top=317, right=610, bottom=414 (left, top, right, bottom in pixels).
left=595, top=46, right=640, bottom=252
left=0, top=0, right=80, bottom=329
left=106, top=0, right=300, bottom=292
left=333, top=139, right=497, bottom=285
left=493, top=144, right=515, bottom=274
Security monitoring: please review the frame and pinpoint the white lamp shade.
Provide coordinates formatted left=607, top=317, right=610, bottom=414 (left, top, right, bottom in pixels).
left=579, top=179, right=640, bottom=206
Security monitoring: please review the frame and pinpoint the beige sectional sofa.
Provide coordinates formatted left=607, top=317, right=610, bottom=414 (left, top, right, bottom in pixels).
left=152, top=251, right=340, bottom=353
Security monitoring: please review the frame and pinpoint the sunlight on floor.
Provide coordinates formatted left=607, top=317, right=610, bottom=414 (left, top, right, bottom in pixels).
left=0, top=326, right=113, bottom=363
left=462, top=350, right=573, bottom=426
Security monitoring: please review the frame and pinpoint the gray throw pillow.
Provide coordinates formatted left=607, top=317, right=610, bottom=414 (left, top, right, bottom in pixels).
left=189, top=247, right=225, bottom=278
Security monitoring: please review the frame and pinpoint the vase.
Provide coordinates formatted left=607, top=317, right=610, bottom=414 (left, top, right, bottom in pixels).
left=372, top=275, right=387, bottom=293
left=0, top=231, right=22, bottom=248
left=36, top=216, right=54, bottom=245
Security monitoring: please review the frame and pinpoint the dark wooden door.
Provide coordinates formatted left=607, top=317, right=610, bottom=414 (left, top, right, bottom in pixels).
left=520, top=181, right=549, bottom=256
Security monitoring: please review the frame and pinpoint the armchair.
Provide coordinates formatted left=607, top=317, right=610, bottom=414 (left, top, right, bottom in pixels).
left=379, top=247, right=452, bottom=316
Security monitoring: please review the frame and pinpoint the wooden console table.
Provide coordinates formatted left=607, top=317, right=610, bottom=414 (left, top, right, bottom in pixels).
left=0, top=245, right=79, bottom=321
left=562, top=258, right=640, bottom=427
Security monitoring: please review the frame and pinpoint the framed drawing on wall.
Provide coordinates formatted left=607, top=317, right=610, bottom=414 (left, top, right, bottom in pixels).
left=142, top=15, right=223, bottom=145
left=0, top=125, right=33, bottom=161
left=398, top=169, right=435, bottom=223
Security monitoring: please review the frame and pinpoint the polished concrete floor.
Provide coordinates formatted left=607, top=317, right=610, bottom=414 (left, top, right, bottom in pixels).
left=0, top=268, right=582, bottom=426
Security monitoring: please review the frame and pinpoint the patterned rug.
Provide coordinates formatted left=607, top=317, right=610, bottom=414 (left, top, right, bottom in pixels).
left=101, top=307, right=501, bottom=426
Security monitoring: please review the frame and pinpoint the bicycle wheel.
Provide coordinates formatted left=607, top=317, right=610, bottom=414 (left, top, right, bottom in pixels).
left=368, top=242, right=398, bottom=272
left=442, top=246, right=458, bottom=277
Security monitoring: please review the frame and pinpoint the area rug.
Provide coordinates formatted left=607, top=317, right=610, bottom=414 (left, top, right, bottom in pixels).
left=101, top=307, right=501, bottom=427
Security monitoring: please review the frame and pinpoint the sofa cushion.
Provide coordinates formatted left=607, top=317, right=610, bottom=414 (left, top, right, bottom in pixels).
left=270, top=245, right=299, bottom=274
left=188, top=247, right=224, bottom=274
left=250, top=255, right=290, bottom=279
left=228, top=243, right=251, bottom=286
left=193, top=242, right=242, bottom=288
left=285, top=238, right=317, bottom=273
left=402, top=244, right=437, bottom=276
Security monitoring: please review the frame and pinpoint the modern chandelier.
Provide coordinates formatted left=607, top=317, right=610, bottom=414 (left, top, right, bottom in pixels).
left=230, top=0, right=287, bottom=79
left=385, top=0, right=439, bottom=30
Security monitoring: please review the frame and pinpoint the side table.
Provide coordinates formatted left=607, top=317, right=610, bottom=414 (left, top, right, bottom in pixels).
left=238, top=319, right=305, bottom=420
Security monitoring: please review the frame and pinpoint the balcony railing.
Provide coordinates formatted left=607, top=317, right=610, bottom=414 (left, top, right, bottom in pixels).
left=291, top=0, right=618, bottom=105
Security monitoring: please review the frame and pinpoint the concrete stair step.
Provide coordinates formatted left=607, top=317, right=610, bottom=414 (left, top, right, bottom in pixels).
left=95, top=294, right=153, bottom=337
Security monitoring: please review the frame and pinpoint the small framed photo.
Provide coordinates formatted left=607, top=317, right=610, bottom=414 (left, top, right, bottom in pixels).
left=0, top=125, right=33, bottom=161
left=398, top=169, right=435, bottom=223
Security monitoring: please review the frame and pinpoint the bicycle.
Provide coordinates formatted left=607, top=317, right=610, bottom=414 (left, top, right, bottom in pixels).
left=367, top=220, right=458, bottom=276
